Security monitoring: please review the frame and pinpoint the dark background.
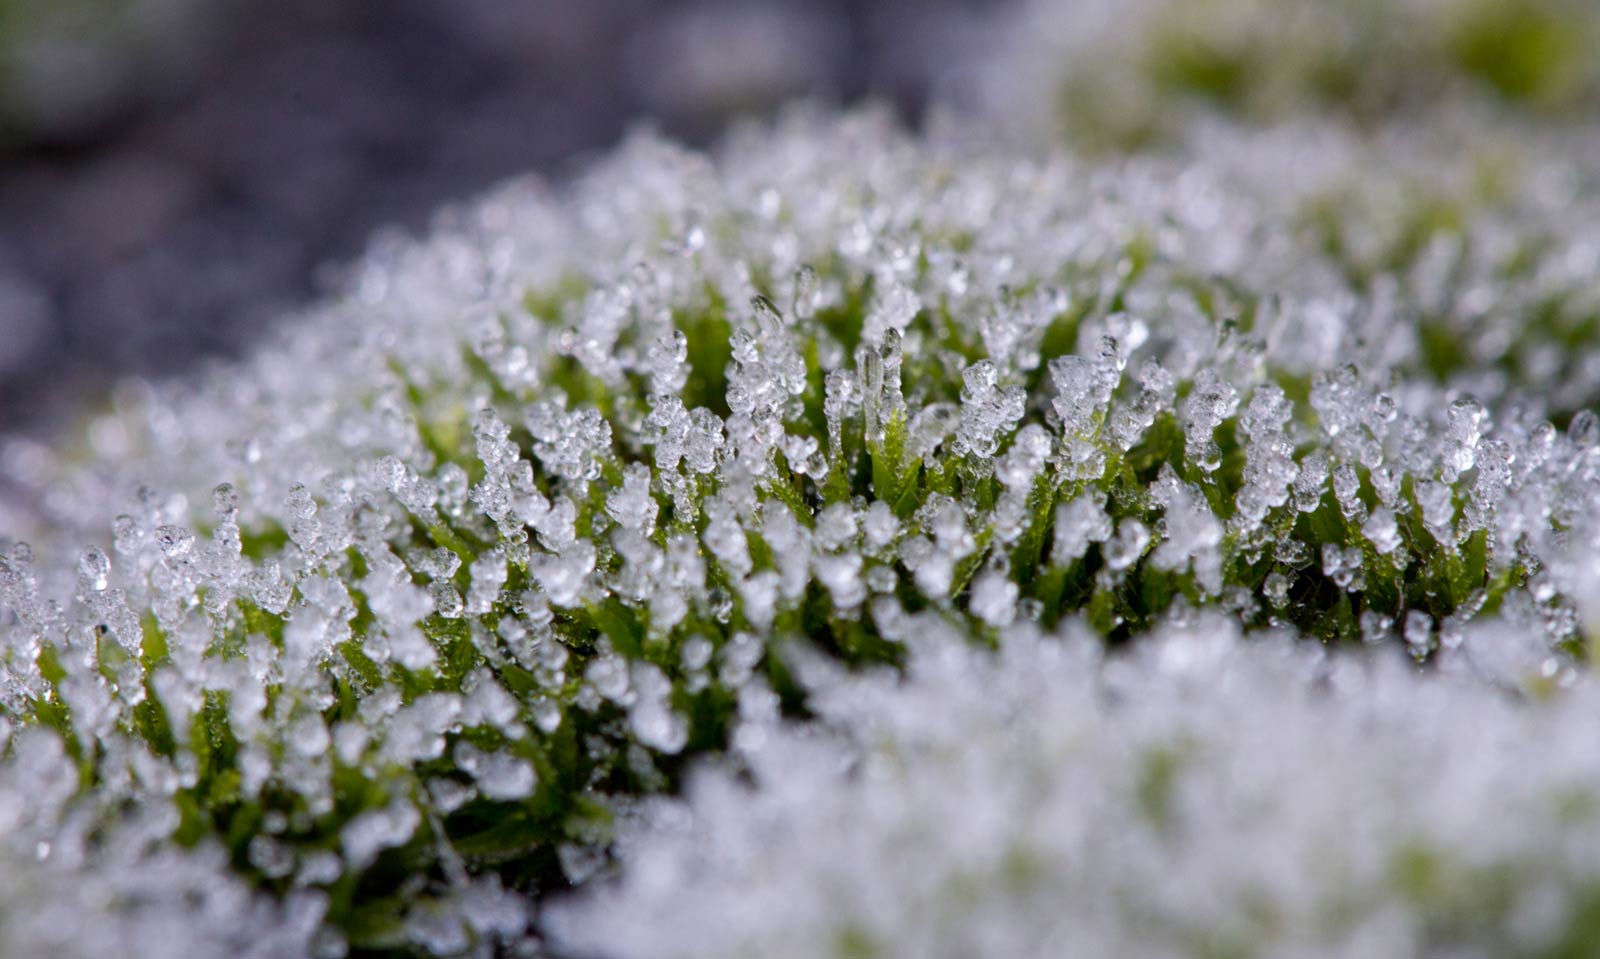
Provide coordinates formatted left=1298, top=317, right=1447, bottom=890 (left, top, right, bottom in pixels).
left=0, top=0, right=1006, bottom=435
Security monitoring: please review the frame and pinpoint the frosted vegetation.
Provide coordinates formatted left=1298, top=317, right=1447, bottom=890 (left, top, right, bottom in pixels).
left=4, top=1, right=1600, bottom=955
left=987, top=0, right=1600, bottom=150
left=553, top=615, right=1600, bottom=959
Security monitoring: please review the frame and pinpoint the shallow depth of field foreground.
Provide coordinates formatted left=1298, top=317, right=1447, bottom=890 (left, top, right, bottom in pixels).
left=4, top=1, right=1600, bottom=957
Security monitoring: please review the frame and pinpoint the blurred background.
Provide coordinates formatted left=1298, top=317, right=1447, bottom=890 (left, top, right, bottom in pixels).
left=0, top=0, right=1007, bottom=436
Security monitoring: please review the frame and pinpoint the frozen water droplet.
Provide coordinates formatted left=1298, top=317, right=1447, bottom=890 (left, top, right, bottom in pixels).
left=1570, top=409, right=1599, bottom=448
left=77, top=547, right=111, bottom=591
left=112, top=513, right=143, bottom=556
left=213, top=482, right=239, bottom=517
left=648, top=329, right=689, bottom=397
left=156, top=525, right=195, bottom=559
left=1404, top=610, right=1434, bottom=658
left=285, top=483, right=318, bottom=521
left=791, top=264, right=819, bottom=320
left=1263, top=571, right=1290, bottom=607
left=432, top=583, right=464, bottom=619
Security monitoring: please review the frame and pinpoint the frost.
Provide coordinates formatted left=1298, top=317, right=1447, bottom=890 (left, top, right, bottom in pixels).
left=0, top=72, right=1598, bottom=956
left=76, top=546, right=110, bottom=592
left=628, top=663, right=690, bottom=755
left=1180, top=367, right=1238, bottom=473
left=554, top=618, right=1600, bottom=959
left=815, top=552, right=865, bottom=611
left=343, top=800, right=422, bottom=872
left=954, top=360, right=1026, bottom=458
left=1052, top=492, right=1111, bottom=564
left=969, top=569, right=1019, bottom=627
left=1104, top=519, right=1150, bottom=571
left=996, top=424, right=1052, bottom=491
left=606, top=463, right=659, bottom=535
left=1363, top=507, right=1402, bottom=556
left=455, top=743, right=537, bottom=801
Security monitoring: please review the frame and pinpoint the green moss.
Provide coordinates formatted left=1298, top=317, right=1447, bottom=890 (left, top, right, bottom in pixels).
left=834, top=924, right=882, bottom=959
left=1146, top=25, right=1256, bottom=108
left=1135, top=741, right=1194, bottom=834
left=1449, top=0, right=1591, bottom=104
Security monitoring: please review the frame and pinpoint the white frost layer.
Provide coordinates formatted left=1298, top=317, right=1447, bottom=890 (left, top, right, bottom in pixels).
left=0, top=105, right=1598, bottom=954
left=0, top=728, right=323, bottom=959
left=553, top=614, right=1600, bottom=959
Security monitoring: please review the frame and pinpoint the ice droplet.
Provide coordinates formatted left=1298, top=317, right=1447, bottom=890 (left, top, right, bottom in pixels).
left=77, top=547, right=111, bottom=592
left=155, top=525, right=195, bottom=558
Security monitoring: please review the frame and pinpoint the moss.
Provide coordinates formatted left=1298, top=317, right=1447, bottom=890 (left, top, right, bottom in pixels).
left=1448, top=0, right=1592, bottom=104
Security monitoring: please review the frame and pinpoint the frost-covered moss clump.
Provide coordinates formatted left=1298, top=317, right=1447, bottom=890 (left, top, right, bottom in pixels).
left=553, top=614, right=1600, bottom=958
left=3, top=74, right=1600, bottom=959
left=986, top=0, right=1600, bottom=150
